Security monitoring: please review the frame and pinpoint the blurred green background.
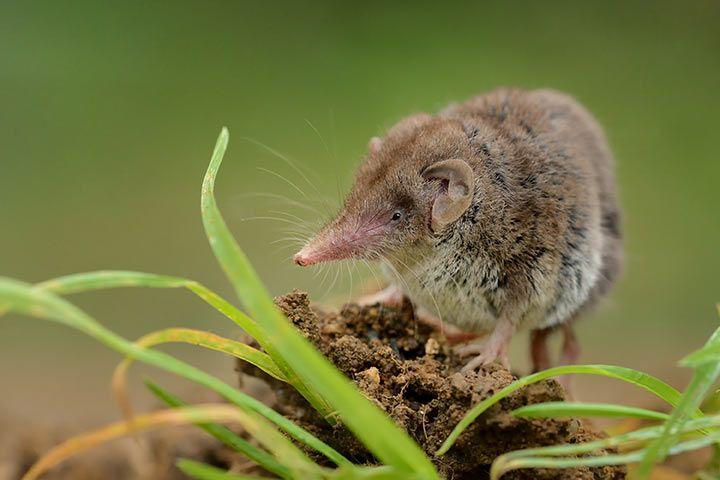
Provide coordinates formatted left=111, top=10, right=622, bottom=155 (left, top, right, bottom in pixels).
left=1, top=1, right=719, bottom=426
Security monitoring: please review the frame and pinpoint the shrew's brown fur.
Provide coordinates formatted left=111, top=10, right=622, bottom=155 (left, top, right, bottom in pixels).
left=297, top=88, right=622, bottom=368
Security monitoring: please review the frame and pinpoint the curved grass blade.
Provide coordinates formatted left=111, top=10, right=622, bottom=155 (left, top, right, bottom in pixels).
left=118, top=327, right=285, bottom=382
left=682, top=344, right=720, bottom=367
left=491, top=427, right=720, bottom=480
left=112, top=327, right=285, bottom=428
left=202, top=129, right=335, bottom=421
left=24, top=271, right=269, bottom=363
left=501, top=414, right=720, bottom=463
left=636, top=325, right=720, bottom=477
left=21, top=404, right=322, bottom=480
left=0, top=277, right=350, bottom=467
left=146, top=380, right=291, bottom=479
left=177, top=459, right=276, bottom=480
left=512, top=402, right=670, bottom=422
left=681, top=306, right=720, bottom=368
left=201, top=128, right=439, bottom=479
left=437, top=364, right=692, bottom=456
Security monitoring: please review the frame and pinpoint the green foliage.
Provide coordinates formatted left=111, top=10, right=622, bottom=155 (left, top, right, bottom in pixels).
left=146, top=380, right=291, bottom=479
left=2, top=129, right=718, bottom=479
left=490, top=416, right=720, bottom=479
left=0, top=129, right=437, bottom=479
left=129, top=328, right=285, bottom=380
left=636, top=325, right=720, bottom=476
left=512, top=402, right=670, bottom=422
left=436, top=364, right=691, bottom=456
left=177, top=459, right=272, bottom=480
left=201, top=128, right=439, bottom=478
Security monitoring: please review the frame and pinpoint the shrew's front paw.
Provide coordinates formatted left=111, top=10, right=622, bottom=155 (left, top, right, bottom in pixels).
left=458, top=342, right=510, bottom=371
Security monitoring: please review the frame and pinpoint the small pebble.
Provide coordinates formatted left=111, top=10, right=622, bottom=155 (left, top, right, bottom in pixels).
left=425, top=337, right=440, bottom=356
left=358, top=366, right=381, bottom=386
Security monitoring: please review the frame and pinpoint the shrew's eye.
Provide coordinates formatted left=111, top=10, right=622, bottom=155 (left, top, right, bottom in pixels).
left=391, top=211, right=403, bottom=221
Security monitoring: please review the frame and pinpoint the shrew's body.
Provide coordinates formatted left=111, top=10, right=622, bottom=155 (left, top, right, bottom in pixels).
left=295, top=88, right=622, bottom=371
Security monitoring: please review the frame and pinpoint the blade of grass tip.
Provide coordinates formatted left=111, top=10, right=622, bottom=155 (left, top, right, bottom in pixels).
left=681, top=308, right=720, bottom=368
left=437, top=364, right=693, bottom=456
left=681, top=343, right=720, bottom=367
left=111, top=327, right=286, bottom=431
left=512, top=402, right=670, bottom=422
left=491, top=426, right=720, bottom=480
left=201, top=128, right=335, bottom=421
left=22, top=404, right=318, bottom=480
left=201, top=128, right=439, bottom=479
left=146, top=380, right=291, bottom=479
left=636, top=325, right=720, bottom=477
left=0, top=277, right=350, bottom=468
left=177, top=459, right=277, bottom=480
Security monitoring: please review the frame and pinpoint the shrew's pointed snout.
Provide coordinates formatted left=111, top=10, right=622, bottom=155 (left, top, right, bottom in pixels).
left=293, top=246, right=316, bottom=267
left=293, top=240, right=345, bottom=266
left=293, top=239, right=337, bottom=266
left=293, top=227, right=365, bottom=267
left=293, top=212, right=387, bottom=267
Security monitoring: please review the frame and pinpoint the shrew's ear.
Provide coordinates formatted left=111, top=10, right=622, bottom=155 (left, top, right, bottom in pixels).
left=422, top=159, right=475, bottom=232
left=368, top=136, right=382, bottom=155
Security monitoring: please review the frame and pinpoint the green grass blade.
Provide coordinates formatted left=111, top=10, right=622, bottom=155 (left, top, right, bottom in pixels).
left=491, top=427, right=720, bottom=480
left=201, top=128, right=438, bottom=479
left=145, top=380, right=291, bottom=479
left=201, top=400, right=324, bottom=478
left=12, top=270, right=332, bottom=419
left=512, top=402, right=670, bottom=422
left=327, top=466, right=413, bottom=479
left=177, top=459, right=277, bottom=480
left=437, top=364, right=692, bottom=456
left=682, top=343, right=720, bottom=367
left=0, top=277, right=350, bottom=467
left=26, top=270, right=269, bottom=353
left=123, top=327, right=285, bottom=381
left=178, top=459, right=408, bottom=480
left=500, top=414, right=720, bottom=462
left=201, top=128, right=334, bottom=420
left=636, top=325, right=720, bottom=477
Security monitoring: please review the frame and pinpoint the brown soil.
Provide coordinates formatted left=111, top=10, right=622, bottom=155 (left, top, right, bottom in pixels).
left=237, top=291, right=627, bottom=480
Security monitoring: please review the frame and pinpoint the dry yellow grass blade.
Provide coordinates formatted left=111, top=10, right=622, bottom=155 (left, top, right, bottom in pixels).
left=22, top=404, right=321, bottom=480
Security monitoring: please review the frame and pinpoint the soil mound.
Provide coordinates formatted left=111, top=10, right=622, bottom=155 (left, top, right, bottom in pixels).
left=238, top=291, right=626, bottom=480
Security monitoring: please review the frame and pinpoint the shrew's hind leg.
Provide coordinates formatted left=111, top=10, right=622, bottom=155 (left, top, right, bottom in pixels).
left=560, top=322, right=580, bottom=366
left=558, top=322, right=581, bottom=396
left=530, top=326, right=554, bottom=373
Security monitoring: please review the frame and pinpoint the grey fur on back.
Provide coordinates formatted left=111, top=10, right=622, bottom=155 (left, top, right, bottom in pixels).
left=391, top=88, right=623, bottom=332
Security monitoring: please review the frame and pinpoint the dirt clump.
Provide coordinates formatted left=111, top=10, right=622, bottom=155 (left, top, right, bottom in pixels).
left=238, top=291, right=626, bottom=480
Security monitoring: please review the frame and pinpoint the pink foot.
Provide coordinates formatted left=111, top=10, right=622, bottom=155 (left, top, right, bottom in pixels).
left=458, top=342, right=510, bottom=370
left=457, top=317, right=515, bottom=372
